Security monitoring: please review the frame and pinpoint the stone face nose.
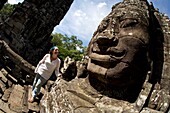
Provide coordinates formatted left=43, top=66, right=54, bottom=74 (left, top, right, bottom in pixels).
left=95, top=35, right=119, bottom=55
left=98, top=28, right=118, bottom=44
left=96, top=35, right=118, bottom=47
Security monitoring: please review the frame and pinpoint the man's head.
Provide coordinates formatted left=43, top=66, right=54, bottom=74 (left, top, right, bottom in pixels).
left=49, top=46, right=59, bottom=58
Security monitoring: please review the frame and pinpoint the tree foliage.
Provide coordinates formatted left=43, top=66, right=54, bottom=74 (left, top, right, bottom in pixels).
left=0, top=3, right=16, bottom=21
left=0, top=3, right=15, bottom=14
left=51, top=33, right=87, bottom=61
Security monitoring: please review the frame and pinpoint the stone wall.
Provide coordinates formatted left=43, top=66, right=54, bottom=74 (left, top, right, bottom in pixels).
left=157, top=12, right=170, bottom=93
left=0, top=0, right=73, bottom=83
left=40, top=0, right=170, bottom=112
left=0, top=0, right=7, bottom=10
left=0, top=67, right=45, bottom=112
left=0, top=0, right=73, bottom=65
left=0, top=0, right=74, bottom=112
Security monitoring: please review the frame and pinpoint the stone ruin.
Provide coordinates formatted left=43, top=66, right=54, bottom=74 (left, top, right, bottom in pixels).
left=0, top=0, right=7, bottom=10
left=0, top=0, right=74, bottom=81
left=0, top=0, right=170, bottom=113
left=40, top=0, right=170, bottom=113
left=0, top=0, right=73, bottom=112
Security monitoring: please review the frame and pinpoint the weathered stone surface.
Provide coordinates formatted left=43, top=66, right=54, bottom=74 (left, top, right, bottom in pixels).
left=0, top=0, right=74, bottom=112
left=41, top=78, right=153, bottom=113
left=28, top=85, right=40, bottom=112
left=61, top=56, right=77, bottom=81
left=8, top=84, right=25, bottom=112
left=0, top=100, right=16, bottom=113
left=1, top=88, right=12, bottom=102
left=0, top=71, right=7, bottom=83
left=141, top=107, right=164, bottom=113
left=0, top=0, right=7, bottom=10
left=0, top=68, right=43, bottom=112
left=40, top=0, right=170, bottom=112
left=0, top=80, right=6, bottom=92
left=0, top=68, right=8, bottom=77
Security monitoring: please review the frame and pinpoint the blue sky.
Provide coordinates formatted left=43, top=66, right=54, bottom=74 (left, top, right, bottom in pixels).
left=8, top=0, right=170, bottom=46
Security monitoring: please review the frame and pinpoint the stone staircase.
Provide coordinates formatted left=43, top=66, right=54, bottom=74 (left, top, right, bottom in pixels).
left=0, top=68, right=45, bottom=113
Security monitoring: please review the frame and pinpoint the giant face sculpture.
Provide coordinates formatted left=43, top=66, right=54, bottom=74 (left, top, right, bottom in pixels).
left=87, top=1, right=151, bottom=88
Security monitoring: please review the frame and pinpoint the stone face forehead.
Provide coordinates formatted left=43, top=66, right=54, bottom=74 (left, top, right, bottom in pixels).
left=92, top=1, right=150, bottom=39
left=108, top=0, right=150, bottom=25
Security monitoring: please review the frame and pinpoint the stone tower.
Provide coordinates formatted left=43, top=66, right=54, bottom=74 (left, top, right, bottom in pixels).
left=0, top=0, right=73, bottom=81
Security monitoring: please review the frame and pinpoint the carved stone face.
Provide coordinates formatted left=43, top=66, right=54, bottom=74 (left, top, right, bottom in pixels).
left=87, top=4, right=150, bottom=87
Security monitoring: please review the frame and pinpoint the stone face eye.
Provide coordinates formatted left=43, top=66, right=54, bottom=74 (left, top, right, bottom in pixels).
left=98, top=19, right=109, bottom=32
left=120, top=19, right=138, bottom=28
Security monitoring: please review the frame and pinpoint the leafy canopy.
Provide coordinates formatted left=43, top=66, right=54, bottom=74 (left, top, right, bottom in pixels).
left=51, top=33, right=87, bottom=61
left=0, top=3, right=16, bottom=21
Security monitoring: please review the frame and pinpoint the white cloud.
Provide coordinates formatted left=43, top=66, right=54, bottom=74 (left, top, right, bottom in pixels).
left=8, top=0, right=23, bottom=4
left=97, top=2, right=107, bottom=9
left=74, top=10, right=86, bottom=17
left=54, top=0, right=115, bottom=46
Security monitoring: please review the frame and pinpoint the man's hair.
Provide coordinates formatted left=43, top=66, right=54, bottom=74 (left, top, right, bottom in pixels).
left=49, top=46, right=58, bottom=56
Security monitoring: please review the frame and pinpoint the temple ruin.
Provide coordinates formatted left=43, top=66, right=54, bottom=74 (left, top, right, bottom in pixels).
left=0, top=0, right=170, bottom=113
left=0, top=0, right=73, bottom=112
left=40, top=0, right=170, bottom=113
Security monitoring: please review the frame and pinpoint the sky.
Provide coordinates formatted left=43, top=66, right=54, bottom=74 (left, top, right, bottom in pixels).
left=8, top=0, right=170, bottom=46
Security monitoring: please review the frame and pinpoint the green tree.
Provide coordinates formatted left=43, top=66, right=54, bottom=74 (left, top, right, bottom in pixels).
left=51, top=33, right=63, bottom=46
left=0, top=3, right=16, bottom=21
left=51, top=33, right=87, bottom=61
left=0, top=3, right=15, bottom=14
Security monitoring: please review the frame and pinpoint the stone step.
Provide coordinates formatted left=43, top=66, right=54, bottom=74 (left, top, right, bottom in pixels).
left=0, top=69, right=46, bottom=113
left=0, top=80, right=6, bottom=92
left=1, top=87, right=12, bottom=102
left=0, top=110, right=5, bottom=113
left=0, top=83, right=43, bottom=113
left=0, top=68, right=13, bottom=88
left=8, top=84, right=25, bottom=112
left=0, top=99, right=16, bottom=113
left=0, top=69, right=8, bottom=77
left=7, top=74, right=18, bottom=83
left=22, top=85, right=29, bottom=113
left=0, top=71, right=7, bottom=84
left=28, top=85, right=40, bottom=112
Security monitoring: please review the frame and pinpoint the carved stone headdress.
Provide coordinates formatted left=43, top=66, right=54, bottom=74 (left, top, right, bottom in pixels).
left=112, top=0, right=150, bottom=25
left=91, top=0, right=151, bottom=38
